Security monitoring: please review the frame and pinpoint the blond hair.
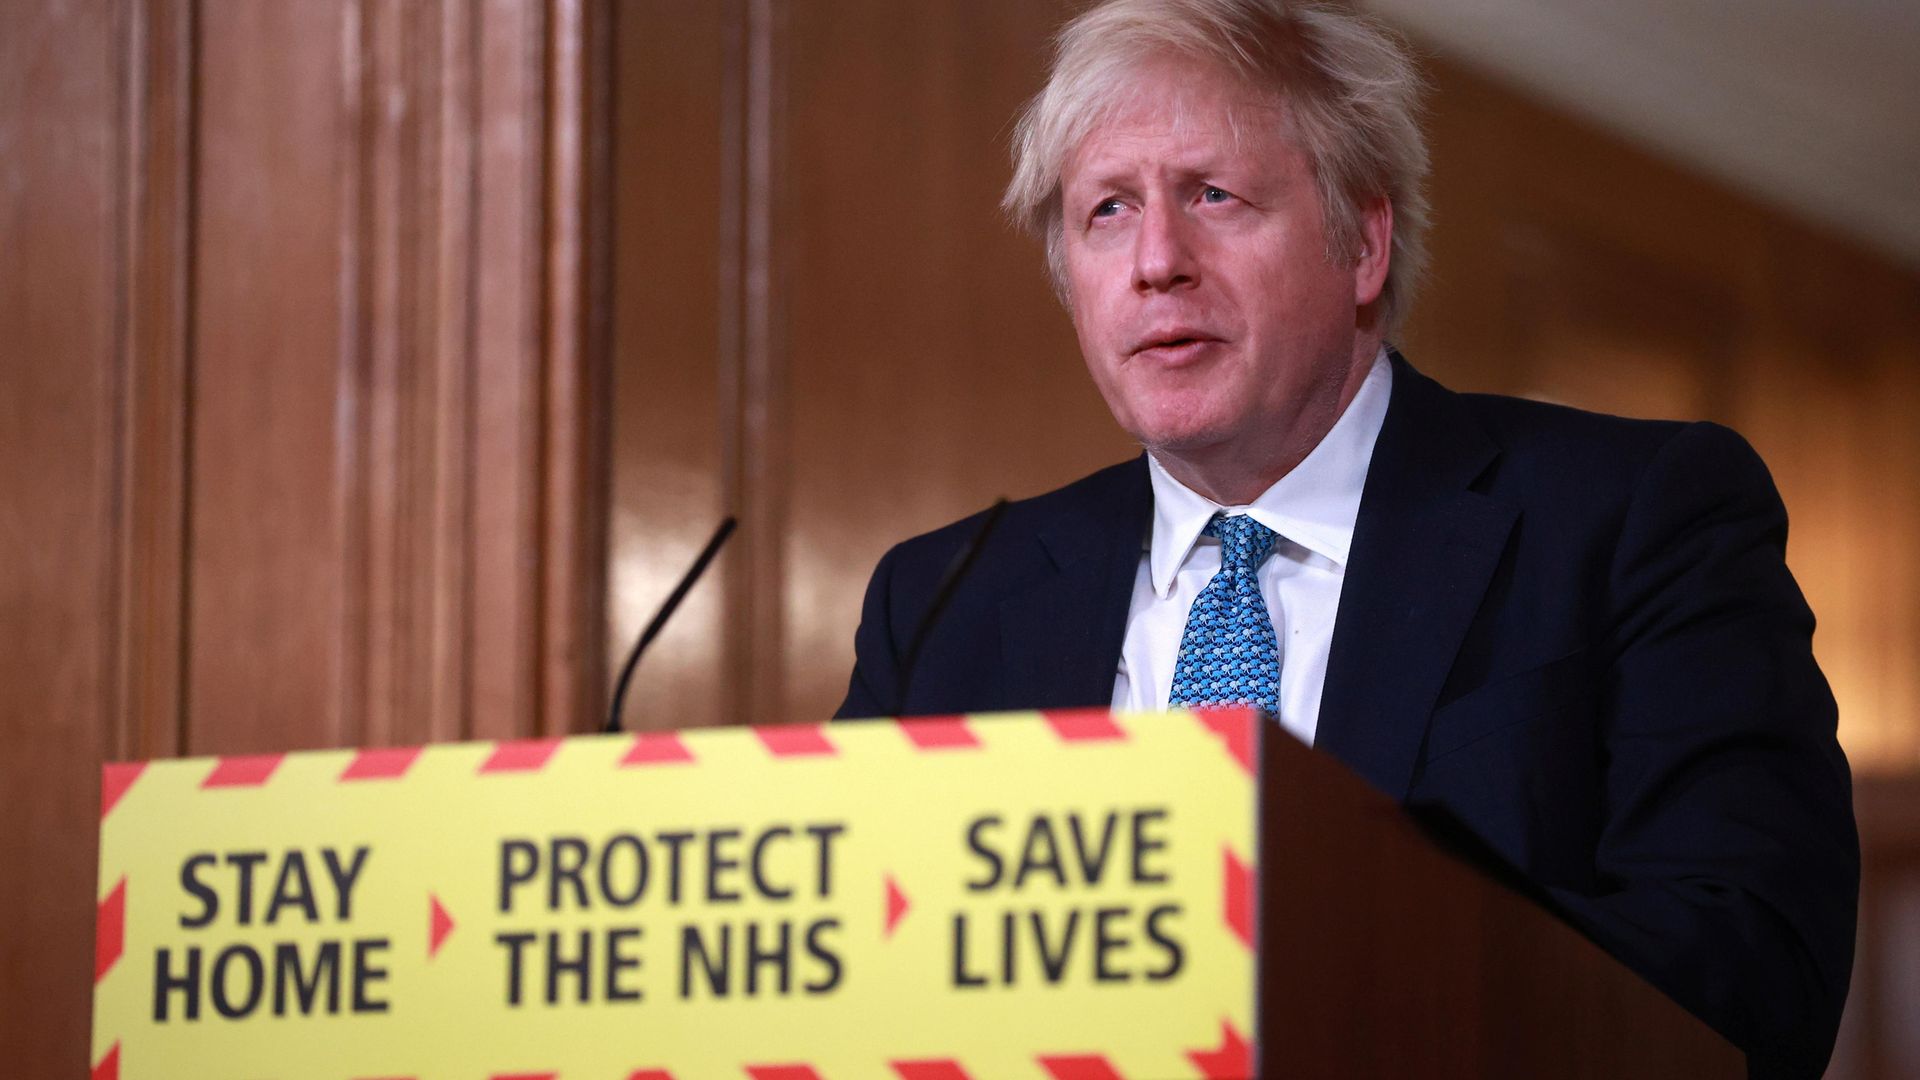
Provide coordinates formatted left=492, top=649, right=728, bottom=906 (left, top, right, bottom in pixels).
left=1004, top=0, right=1430, bottom=334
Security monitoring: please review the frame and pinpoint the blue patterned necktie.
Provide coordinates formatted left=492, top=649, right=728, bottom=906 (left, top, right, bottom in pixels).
left=1169, top=513, right=1281, bottom=716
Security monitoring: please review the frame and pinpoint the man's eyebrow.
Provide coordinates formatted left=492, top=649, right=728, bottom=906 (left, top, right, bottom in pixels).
left=1066, top=167, right=1139, bottom=193
left=1067, top=160, right=1233, bottom=193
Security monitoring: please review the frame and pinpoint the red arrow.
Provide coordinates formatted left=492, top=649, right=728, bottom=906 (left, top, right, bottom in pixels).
left=429, top=893, right=456, bottom=958
left=885, top=875, right=910, bottom=938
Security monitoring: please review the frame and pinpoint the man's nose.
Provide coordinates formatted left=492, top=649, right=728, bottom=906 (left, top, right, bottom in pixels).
left=1133, top=201, right=1198, bottom=293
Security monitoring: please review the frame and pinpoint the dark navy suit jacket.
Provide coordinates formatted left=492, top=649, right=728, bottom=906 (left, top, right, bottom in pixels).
left=836, top=355, right=1857, bottom=1078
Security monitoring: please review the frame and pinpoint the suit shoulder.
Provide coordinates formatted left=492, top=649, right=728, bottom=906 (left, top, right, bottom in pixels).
left=1459, top=390, right=1680, bottom=455
left=1455, top=391, right=1767, bottom=492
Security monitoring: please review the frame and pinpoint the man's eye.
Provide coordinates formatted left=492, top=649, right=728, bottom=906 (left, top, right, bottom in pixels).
left=1092, top=198, right=1124, bottom=218
left=1201, top=186, right=1233, bottom=204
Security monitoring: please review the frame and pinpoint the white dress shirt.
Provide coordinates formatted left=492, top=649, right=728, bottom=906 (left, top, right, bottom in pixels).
left=1111, top=350, right=1392, bottom=746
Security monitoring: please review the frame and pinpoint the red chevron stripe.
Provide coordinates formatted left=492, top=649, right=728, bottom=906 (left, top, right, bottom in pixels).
left=898, top=715, right=981, bottom=750
left=94, top=878, right=126, bottom=983
left=745, top=1067, right=823, bottom=1080
left=479, top=739, right=562, bottom=773
left=1043, top=709, right=1126, bottom=742
left=90, top=1043, right=119, bottom=1080
left=202, top=753, right=283, bottom=788
left=755, top=725, right=837, bottom=757
left=340, top=746, right=422, bottom=781
left=891, top=1061, right=972, bottom=1080
left=1038, top=1054, right=1125, bottom=1080
left=621, top=731, right=695, bottom=765
left=1224, top=848, right=1255, bottom=949
left=1188, top=1019, right=1254, bottom=1079
left=100, top=762, right=145, bottom=819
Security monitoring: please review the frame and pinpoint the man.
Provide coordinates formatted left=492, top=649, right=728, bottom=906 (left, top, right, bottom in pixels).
left=834, top=1, right=1857, bottom=1075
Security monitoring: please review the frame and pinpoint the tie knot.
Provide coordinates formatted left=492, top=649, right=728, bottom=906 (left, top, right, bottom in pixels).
left=1204, top=513, right=1278, bottom=569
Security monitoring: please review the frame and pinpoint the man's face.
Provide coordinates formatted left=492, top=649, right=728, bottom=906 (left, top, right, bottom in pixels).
left=1059, top=57, right=1383, bottom=475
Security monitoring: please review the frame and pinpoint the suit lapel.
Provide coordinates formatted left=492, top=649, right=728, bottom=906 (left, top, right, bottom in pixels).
left=1316, top=356, right=1516, bottom=800
left=998, top=456, right=1150, bottom=710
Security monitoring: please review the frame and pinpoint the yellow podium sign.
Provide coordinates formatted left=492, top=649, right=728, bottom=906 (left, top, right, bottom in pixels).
left=92, top=709, right=1258, bottom=1080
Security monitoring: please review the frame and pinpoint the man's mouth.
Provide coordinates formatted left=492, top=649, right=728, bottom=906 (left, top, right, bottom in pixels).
left=1132, top=332, right=1223, bottom=363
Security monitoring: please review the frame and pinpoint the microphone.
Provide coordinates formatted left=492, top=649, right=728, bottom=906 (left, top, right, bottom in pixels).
left=891, top=498, right=1010, bottom=717
left=605, top=517, right=738, bottom=734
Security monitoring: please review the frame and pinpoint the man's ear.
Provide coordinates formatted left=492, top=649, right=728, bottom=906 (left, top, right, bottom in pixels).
left=1353, top=195, right=1393, bottom=308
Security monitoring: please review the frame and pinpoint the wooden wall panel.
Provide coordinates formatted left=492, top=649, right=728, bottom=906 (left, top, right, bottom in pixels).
left=536, top=0, right=612, bottom=739
left=1745, top=236, right=1920, bottom=770
left=469, top=0, right=563, bottom=741
left=173, top=0, right=608, bottom=752
left=0, top=0, right=608, bottom=1069
left=187, top=0, right=356, bottom=752
left=778, top=0, right=1135, bottom=721
left=607, top=0, right=1129, bottom=726
left=0, top=3, right=122, bottom=1072
left=1844, top=774, right=1920, bottom=1079
left=606, top=0, right=735, bottom=732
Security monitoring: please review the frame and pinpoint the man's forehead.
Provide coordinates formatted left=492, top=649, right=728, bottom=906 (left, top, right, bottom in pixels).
left=1063, top=73, right=1294, bottom=184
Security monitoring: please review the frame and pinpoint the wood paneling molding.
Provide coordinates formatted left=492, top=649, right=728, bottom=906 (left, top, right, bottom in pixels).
left=540, top=0, right=614, bottom=736
left=735, top=0, right=791, bottom=725
left=462, top=0, right=612, bottom=740
left=3, top=3, right=125, bottom=1072
left=113, top=0, right=195, bottom=763
left=262, top=0, right=610, bottom=748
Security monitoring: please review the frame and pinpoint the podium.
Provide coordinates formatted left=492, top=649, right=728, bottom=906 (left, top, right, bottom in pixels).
left=91, top=709, right=1740, bottom=1078
left=1255, top=729, right=1740, bottom=1077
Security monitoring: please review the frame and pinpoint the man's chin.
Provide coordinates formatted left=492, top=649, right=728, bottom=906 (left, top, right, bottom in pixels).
left=1132, top=424, right=1239, bottom=459
left=1113, top=397, right=1250, bottom=458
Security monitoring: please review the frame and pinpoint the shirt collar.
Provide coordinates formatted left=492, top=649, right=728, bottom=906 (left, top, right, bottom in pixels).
left=1145, top=347, right=1393, bottom=598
